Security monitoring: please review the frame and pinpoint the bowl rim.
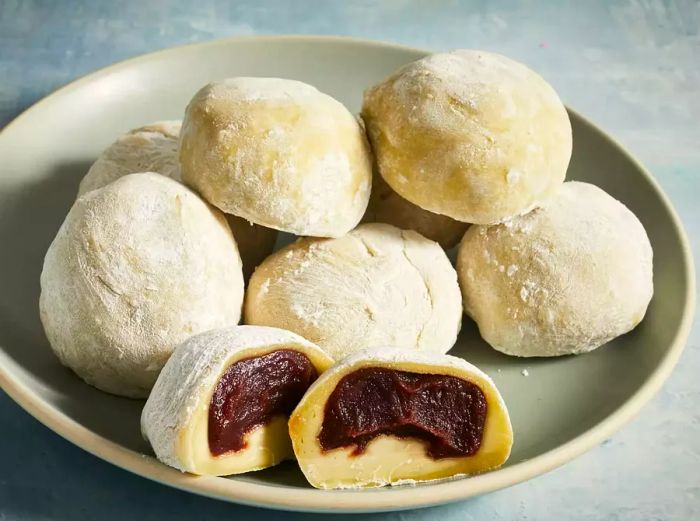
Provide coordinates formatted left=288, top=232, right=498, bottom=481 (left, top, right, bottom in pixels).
left=0, top=34, right=695, bottom=513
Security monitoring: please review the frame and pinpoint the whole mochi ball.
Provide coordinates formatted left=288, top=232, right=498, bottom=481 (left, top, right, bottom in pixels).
left=40, top=173, right=245, bottom=397
left=245, top=223, right=462, bottom=360
left=179, top=77, right=373, bottom=237
left=457, top=181, right=653, bottom=357
left=78, top=121, right=277, bottom=279
left=362, top=50, right=572, bottom=224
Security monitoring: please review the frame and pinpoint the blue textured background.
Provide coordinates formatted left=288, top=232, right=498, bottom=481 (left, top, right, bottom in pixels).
left=1, top=1, right=698, bottom=519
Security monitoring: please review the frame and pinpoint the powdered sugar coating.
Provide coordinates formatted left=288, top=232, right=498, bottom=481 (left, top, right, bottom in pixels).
left=141, top=325, right=331, bottom=472
left=40, top=173, right=244, bottom=397
left=78, top=121, right=182, bottom=195
left=245, top=223, right=462, bottom=360
left=179, top=77, right=372, bottom=237
left=76, top=120, right=277, bottom=278
left=457, top=181, right=654, bottom=357
left=362, top=49, right=572, bottom=224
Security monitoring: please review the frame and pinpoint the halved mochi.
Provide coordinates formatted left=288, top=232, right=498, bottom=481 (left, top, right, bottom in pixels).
left=141, top=325, right=332, bottom=476
left=289, top=348, right=512, bottom=489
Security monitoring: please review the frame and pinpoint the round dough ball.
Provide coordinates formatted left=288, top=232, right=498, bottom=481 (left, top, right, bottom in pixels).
left=40, top=173, right=245, bottom=397
left=78, top=121, right=182, bottom=196
left=78, top=121, right=277, bottom=278
left=245, top=223, right=462, bottom=360
left=362, top=170, right=469, bottom=249
left=457, top=181, right=653, bottom=357
left=362, top=50, right=572, bottom=224
left=179, top=77, right=373, bottom=237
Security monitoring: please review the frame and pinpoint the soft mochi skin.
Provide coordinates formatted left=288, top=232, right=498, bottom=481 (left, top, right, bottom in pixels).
left=244, top=223, right=463, bottom=361
left=40, top=173, right=245, bottom=398
left=362, top=49, right=572, bottom=224
left=179, top=77, right=373, bottom=237
left=457, top=181, right=653, bottom=357
left=77, top=120, right=277, bottom=279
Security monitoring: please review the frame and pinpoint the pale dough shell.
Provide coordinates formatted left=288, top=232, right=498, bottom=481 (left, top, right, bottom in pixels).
left=179, top=77, right=372, bottom=237
left=362, top=49, right=572, bottom=224
left=245, top=223, right=462, bottom=360
left=457, top=181, right=654, bottom=357
left=77, top=120, right=277, bottom=278
left=40, top=173, right=244, bottom=397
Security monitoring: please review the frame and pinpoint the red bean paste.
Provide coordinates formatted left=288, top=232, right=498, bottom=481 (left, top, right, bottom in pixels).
left=318, top=368, right=487, bottom=459
left=208, top=350, right=317, bottom=456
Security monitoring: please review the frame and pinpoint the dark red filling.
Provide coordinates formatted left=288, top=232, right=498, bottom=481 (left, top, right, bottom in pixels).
left=318, top=367, right=487, bottom=459
left=208, top=350, right=317, bottom=456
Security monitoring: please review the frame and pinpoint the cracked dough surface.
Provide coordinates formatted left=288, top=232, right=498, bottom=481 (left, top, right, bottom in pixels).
left=77, top=120, right=277, bottom=278
left=244, top=223, right=462, bottom=360
left=362, top=49, right=572, bottom=224
left=457, top=181, right=654, bottom=357
left=40, top=173, right=244, bottom=397
left=179, top=77, right=372, bottom=237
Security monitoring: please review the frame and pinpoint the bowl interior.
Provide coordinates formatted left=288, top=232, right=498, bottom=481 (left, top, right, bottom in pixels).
left=0, top=37, right=692, bottom=509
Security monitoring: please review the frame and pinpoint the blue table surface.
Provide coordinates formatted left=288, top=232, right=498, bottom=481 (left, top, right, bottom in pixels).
left=1, top=1, right=698, bottom=520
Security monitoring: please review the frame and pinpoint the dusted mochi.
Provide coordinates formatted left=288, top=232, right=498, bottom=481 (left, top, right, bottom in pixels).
left=362, top=50, right=572, bottom=224
left=77, top=121, right=182, bottom=196
left=362, top=170, right=469, bottom=249
left=40, top=173, right=244, bottom=398
left=141, top=325, right=332, bottom=476
left=179, top=77, right=372, bottom=237
left=457, top=181, right=654, bottom=357
left=77, top=121, right=277, bottom=278
left=245, top=223, right=462, bottom=360
left=289, top=348, right=512, bottom=489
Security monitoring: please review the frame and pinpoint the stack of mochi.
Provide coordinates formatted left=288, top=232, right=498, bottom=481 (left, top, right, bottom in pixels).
left=39, top=50, right=653, bottom=489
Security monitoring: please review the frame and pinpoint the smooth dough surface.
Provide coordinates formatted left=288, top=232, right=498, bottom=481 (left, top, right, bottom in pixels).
left=40, top=173, right=245, bottom=397
left=179, top=77, right=373, bottom=237
left=457, top=181, right=654, bottom=357
left=77, top=121, right=277, bottom=278
left=362, top=170, right=469, bottom=249
left=245, top=223, right=462, bottom=360
left=289, top=347, right=513, bottom=489
left=362, top=49, right=572, bottom=224
left=142, top=325, right=332, bottom=475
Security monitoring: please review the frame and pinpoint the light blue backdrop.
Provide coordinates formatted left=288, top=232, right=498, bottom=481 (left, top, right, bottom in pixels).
left=1, top=1, right=698, bottom=520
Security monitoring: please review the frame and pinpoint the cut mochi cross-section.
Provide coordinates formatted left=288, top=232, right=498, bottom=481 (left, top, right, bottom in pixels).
left=289, top=348, right=512, bottom=489
left=142, top=325, right=332, bottom=476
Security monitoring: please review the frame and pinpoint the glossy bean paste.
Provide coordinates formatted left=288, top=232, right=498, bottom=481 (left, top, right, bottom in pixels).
left=208, top=349, right=317, bottom=456
left=318, top=367, right=487, bottom=459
